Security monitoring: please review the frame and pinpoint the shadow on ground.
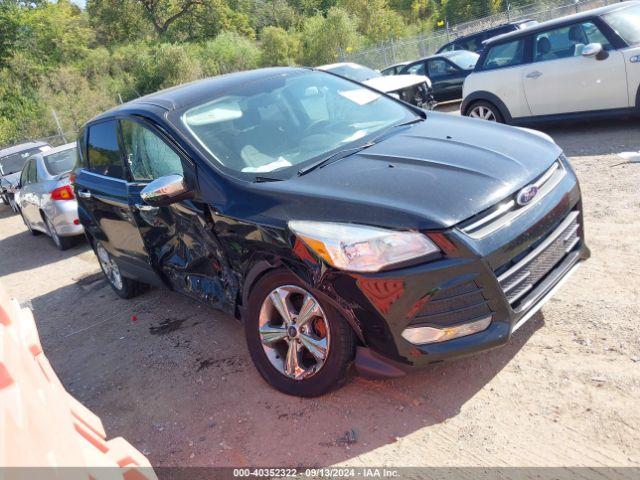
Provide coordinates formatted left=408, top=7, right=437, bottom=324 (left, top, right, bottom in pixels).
left=30, top=276, right=543, bottom=467
left=0, top=227, right=89, bottom=277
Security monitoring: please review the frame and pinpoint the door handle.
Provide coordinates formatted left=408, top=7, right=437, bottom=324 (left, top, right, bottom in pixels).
left=526, top=71, right=543, bottom=79
left=77, top=190, right=92, bottom=199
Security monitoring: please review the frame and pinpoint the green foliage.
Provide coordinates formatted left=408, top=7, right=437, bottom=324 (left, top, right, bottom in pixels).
left=301, top=7, right=361, bottom=64
left=0, top=0, right=529, bottom=147
left=260, top=26, right=301, bottom=66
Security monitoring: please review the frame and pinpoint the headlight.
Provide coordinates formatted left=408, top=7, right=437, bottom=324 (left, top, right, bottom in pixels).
left=288, top=221, right=440, bottom=272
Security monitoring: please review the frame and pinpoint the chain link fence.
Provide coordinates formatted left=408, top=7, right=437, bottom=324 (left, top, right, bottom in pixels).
left=341, top=0, right=620, bottom=69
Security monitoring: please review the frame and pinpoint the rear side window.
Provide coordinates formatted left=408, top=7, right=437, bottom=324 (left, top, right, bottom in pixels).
left=87, top=121, right=124, bottom=178
left=482, top=39, right=525, bottom=70
left=27, top=160, right=37, bottom=184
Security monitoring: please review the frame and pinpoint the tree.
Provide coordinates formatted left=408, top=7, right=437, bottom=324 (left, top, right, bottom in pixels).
left=260, top=26, right=301, bottom=66
left=339, top=0, right=406, bottom=43
left=86, top=0, right=155, bottom=44
left=301, top=7, right=361, bottom=65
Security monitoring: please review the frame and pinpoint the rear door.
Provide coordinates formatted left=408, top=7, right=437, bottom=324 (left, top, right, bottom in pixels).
left=523, top=20, right=628, bottom=116
left=119, top=117, right=233, bottom=310
left=75, top=119, right=164, bottom=287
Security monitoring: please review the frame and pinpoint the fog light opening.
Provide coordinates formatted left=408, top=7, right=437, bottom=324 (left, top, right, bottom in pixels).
left=401, top=316, right=492, bottom=345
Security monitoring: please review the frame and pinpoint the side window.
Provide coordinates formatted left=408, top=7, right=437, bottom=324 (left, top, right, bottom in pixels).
left=533, top=22, right=612, bottom=62
left=406, top=62, right=426, bottom=75
left=27, top=160, right=37, bottom=184
left=87, top=120, right=125, bottom=178
left=428, top=59, right=458, bottom=78
left=482, top=39, right=525, bottom=70
left=21, top=161, right=32, bottom=185
left=120, top=120, right=184, bottom=182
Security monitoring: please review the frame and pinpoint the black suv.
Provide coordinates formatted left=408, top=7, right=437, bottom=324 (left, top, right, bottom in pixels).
left=437, top=19, right=537, bottom=54
left=74, top=67, right=589, bottom=397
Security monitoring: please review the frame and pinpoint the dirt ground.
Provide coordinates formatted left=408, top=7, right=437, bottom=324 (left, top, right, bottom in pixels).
left=1, top=114, right=639, bottom=468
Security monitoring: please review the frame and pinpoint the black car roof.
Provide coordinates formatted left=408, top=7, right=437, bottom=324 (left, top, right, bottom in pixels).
left=446, top=18, right=533, bottom=43
left=484, top=1, right=638, bottom=46
left=89, top=67, right=305, bottom=123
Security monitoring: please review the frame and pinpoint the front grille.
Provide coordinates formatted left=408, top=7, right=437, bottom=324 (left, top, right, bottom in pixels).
left=460, top=158, right=566, bottom=239
left=496, top=210, right=581, bottom=308
left=410, top=280, right=492, bottom=327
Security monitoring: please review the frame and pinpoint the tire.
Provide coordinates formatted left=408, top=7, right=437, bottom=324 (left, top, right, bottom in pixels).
left=95, top=241, right=145, bottom=299
left=44, top=215, right=75, bottom=251
left=245, top=270, right=355, bottom=397
left=21, top=211, right=42, bottom=236
left=466, top=100, right=504, bottom=123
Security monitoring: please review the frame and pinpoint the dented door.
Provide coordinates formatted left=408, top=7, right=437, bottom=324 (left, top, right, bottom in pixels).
left=121, top=117, right=236, bottom=312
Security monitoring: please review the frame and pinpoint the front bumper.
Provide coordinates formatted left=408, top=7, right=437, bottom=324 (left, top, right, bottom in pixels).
left=325, top=159, right=589, bottom=373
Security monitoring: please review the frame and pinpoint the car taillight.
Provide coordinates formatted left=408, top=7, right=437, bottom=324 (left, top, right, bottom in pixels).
left=69, top=172, right=76, bottom=183
left=51, top=185, right=74, bottom=201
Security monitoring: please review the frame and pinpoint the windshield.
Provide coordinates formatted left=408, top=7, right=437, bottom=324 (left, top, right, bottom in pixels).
left=181, top=71, right=415, bottom=178
left=603, top=5, right=640, bottom=46
left=448, top=51, right=480, bottom=69
left=0, top=147, right=46, bottom=176
left=324, top=64, right=381, bottom=83
left=44, top=147, right=77, bottom=176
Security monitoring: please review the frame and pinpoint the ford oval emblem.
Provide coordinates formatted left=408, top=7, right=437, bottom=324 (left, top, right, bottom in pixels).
left=516, top=185, right=539, bottom=206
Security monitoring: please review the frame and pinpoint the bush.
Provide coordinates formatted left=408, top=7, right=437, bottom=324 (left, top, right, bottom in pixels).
left=260, top=26, right=301, bottom=66
left=199, top=31, right=261, bottom=76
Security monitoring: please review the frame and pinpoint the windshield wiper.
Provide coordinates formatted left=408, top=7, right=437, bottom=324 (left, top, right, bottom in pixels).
left=297, top=116, right=425, bottom=177
left=253, top=175, right=283, bottom=183
left=297, top=143, right=373, bottom=176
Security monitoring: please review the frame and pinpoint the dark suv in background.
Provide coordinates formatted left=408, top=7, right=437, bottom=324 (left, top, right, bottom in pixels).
left=74, top=67, right=589, bottom=397
left=437, top=19, right=538, bottom=54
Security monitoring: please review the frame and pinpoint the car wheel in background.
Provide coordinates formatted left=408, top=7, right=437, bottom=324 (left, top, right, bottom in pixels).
left=95, top=241, right=144, bottom=299
left=467, top=100, right=504, bottom=123
left=245, top=270, right=355, bottom=397
left=44, top=215, right=75, bottom=251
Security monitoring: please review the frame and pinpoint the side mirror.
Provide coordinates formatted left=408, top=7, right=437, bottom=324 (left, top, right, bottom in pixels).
left=582, top=43, right=608, bottom=60
left=140, top=174, right=191, bottom=206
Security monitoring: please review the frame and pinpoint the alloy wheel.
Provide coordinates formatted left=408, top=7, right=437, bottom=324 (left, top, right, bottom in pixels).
left=258, top=285, right=330, bottom=381
left=469, top=105, right=497, bottom=122
left=96, top=243, right=124, bottom=290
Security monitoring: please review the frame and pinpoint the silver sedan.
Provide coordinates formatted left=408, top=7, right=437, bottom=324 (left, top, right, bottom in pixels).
left=17, top=143, right=84, bottom=250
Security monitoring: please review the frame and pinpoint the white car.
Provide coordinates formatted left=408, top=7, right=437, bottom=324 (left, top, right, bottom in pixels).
left=461, top=1, right=640, bottom=124
left=317, top=62, right=436, bottom=109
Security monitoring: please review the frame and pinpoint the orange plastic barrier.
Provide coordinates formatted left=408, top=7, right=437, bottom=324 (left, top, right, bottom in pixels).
left=0, top=283, right=157, bottom=479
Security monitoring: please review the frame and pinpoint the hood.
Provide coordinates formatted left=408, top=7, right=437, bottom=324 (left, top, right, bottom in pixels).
left=364, top=74, right=431, bottom=92
left=0, top=171, right=21, bottom=189
left=259, top=112, right=563, bottom=230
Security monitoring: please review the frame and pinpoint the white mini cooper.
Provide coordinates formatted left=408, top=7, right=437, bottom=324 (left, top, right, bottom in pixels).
left=461, top=1, right=640, bottom=124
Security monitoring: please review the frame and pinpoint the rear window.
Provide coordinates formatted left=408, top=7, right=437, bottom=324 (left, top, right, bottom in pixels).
left=87, top=121, right=124, bottom=178
left=482, top=39, right=525, bottom=70
left=44, top=148, right=78, bottom=176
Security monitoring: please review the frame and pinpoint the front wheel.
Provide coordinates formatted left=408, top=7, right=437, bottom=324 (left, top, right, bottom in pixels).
left=466, top=100, right=504, bottom=123
left=245, top=270, right=355, bottom=397
left=95, top=241, right=144, bottom=299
